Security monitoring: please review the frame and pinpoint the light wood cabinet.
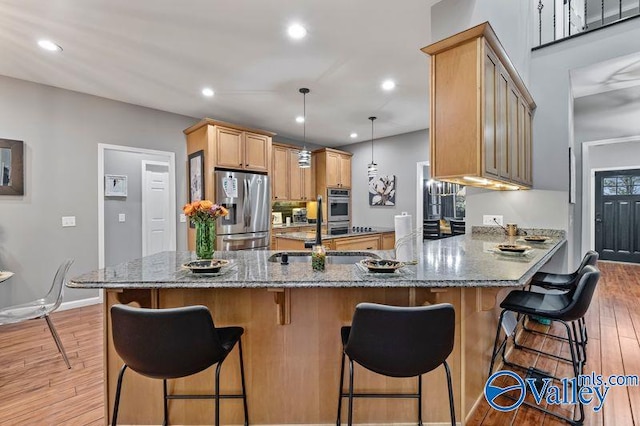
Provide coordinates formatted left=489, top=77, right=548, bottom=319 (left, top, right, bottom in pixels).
left=422, top=22, right=535, bottom=190
left=315, top=148, right=351, bottom=190
left=333, top=235, right=380, bottom=251
left=381, top=232, right=395, bottom=250
left=271, top=143, right=315, bottom=201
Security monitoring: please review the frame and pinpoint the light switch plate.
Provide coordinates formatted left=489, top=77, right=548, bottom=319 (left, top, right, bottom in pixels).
left=118, top=214, right=126, bottom=222
left=483, top=215, right=503, bottom=226
left=179, top=214, right=187, bottom=223
left=62, top=216, right=76, bottom=227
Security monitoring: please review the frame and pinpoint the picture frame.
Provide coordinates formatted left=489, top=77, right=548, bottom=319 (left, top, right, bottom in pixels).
left=0, top=138, right=24, bottom=196
left=105, top=174, right=128, bottom=197
left=369, top=175, right=397, bottom=206
left=188, top=150, right=204, bottom=203
left=569, top=147, right=576, bottom=204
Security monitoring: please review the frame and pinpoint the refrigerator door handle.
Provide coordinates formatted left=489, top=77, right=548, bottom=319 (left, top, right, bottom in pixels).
left=243, top=178, right=250, bottom=229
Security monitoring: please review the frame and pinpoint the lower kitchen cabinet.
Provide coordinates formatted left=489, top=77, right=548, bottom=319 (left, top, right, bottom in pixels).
left=333, top=235, right=380, bottom=251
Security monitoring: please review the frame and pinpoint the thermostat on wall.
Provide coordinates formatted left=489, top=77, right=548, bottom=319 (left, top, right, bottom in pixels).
left=105, top=174, right=128, bottom=197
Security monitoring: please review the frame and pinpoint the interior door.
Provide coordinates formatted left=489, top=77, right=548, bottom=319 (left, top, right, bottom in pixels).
left=595, top=170, right=640, bottom=263
left=142, top=162, right=172, bottom=256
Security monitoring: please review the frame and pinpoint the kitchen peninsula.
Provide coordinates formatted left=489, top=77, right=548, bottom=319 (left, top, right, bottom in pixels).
left=70, top=229, right=565, bottom=425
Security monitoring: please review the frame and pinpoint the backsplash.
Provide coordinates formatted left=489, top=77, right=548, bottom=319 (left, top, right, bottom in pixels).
left=272, top=201, right=307, bottom=223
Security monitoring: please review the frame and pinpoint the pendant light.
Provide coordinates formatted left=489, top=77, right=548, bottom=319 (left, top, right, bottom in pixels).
left=298, top=88, right=311, bottom=168
left=367, top=116, right=378, bottom=177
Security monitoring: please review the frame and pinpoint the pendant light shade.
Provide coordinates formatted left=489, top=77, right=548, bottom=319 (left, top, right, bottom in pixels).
left=298, top=88, right=311, bottom=168
left=367, top=116, right=378, bottom=177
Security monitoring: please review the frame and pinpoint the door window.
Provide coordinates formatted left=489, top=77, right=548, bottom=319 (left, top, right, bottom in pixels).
left=602, top=175, right=640, bottom=196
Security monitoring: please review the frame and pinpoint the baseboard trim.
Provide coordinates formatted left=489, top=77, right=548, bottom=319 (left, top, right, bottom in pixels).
left=58, top=297, right=101, bottom=312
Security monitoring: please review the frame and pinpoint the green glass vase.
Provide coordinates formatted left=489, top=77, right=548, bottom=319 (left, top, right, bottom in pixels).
left=195, top=220, right=216, bottom=259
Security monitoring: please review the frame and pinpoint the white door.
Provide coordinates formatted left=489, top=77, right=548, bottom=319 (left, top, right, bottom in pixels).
left=142, top=161, right=173, bottom=256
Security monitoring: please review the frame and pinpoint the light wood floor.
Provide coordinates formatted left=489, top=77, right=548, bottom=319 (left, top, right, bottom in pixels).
left=0, top=261, right=638, bottom=425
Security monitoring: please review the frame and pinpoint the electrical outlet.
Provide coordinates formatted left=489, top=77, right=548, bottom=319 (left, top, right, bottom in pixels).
left=179, top=214, right=187, bottom=223
left=61, top=216, right=76, bottom=227
left=483, top=215, right=503, bottom=226
left=118, top=214, right=126, bottom=222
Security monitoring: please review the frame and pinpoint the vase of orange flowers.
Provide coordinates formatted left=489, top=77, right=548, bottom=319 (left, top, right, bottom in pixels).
left=183, top=200, right=228, bottom=259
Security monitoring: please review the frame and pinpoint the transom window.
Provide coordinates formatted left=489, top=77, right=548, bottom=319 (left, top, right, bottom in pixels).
left=602, top=175, right=640, bottom=196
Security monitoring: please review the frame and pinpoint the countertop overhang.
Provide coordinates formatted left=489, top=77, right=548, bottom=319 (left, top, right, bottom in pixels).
left=69, top=232, right=566, bottom=290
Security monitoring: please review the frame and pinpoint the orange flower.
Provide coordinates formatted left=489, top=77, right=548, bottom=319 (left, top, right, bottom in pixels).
left=192, top=201, right=201, bottom=210
left=183, top=203, right=195, bottom=215
left=200, top=200, right=213, bottom=211
left=219, top=206, right=229, bottom=217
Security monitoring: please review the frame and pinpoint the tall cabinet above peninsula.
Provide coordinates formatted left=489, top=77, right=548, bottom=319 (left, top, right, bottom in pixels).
left=183, top=118, right=275, bottom=247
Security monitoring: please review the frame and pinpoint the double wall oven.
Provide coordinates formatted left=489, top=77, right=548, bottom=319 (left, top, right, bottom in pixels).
left=327, top=188, right=350, bottom=235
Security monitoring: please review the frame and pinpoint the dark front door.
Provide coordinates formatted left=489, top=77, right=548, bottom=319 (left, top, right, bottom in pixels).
left=595, top=170, right=640, bottom=263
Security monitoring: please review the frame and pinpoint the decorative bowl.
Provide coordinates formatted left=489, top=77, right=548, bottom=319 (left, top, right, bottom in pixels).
left=182, top=259, right=230, bottom=274
left=359, top=258, right=404, bottom=273
left=496, top=244, right=531, bottom=253
left=523, top=235, right=550, bottom=242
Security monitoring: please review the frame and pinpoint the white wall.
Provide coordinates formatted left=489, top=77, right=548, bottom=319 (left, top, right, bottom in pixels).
left=339, top=130, right=429, bottom=229
left=0, top=76, right=196, bottom=307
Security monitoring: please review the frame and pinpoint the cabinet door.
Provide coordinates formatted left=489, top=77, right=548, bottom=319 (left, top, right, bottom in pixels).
left=339, top=155, right=351, bottom=188
left=216, top=127, right=244, bottom=169
left=326, top=152, right=340, bottom=187
left=302, top=166, right=314, bottom=200
left=333, top=235, right=380, bottom=250
left=497, top=71, right=510, bottom=179
left=507, top=86, right=522, bottom=183
left=272, top=146, right=289, bottom=200
left=244, top=132, right=269, bottom=172
left=483, top=46, right=499, bottom=177
left=524, top=109, right=533, bottom=185
left=381, top=232, right=395, bottom=250
left=288, top=149, right=303, bottom=200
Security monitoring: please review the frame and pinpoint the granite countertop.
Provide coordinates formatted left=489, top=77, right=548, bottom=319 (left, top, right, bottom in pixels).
left=274, top=227, right=395, bottom=241
left=272, top=223, right=315, bottom=229
left=69, top=230, right=566, bottom=290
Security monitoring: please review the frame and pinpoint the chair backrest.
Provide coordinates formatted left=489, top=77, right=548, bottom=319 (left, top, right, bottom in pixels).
left=449, top=220, right=466, bottom=235
left=574, top=250, right=599, bottom=275
left=423, top=219, right=441, bottom=239
left=43, top=259, right=74, bottom=313
left=559, top=265, right=600, bottom=321
left=110, top=304, right=226, bottom=379
left=345, top=302, right=455, bottom=378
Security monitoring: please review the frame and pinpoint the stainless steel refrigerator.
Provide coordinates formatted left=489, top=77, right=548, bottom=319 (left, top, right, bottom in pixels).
left=214, top=170, right=270, bottom=250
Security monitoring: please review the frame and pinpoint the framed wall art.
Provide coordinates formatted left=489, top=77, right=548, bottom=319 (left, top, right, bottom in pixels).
left=369, top=175, right=396, bottom=206
left=0, top=138, right=24, bottom=196
left=105, top=174, right=128, bottom=197
left=188, top=150, right=204, bottom=203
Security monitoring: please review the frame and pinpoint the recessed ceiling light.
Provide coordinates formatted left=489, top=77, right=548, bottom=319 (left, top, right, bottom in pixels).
left=381, top=79, right=396, bottom=91
left=38, top=39, right=62, bottom=52
left=350, top=133, right=358, bottom=138
left=201, top=88, right=214, bottom=97
left=287, top=23, right=307, bottom=40
left=295, top=116, right=305, bottom=123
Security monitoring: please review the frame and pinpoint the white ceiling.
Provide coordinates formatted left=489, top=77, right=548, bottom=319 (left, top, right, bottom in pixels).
left=0, top=0, right=437, bottom=147
left=571, top=51, right=640, bottom=98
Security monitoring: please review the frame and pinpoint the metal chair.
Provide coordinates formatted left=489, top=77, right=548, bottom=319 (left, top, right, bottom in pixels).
left=449, top=220, right=466, bottom=235
left=488, top=265, right=600, bottom=426
left=422, top=219, right=442, bottom=239
left=0, top=259, right=74, bottom=369
left=110, top=304, right=248, bottom=426
left=336, top=302, right=456, bottom=426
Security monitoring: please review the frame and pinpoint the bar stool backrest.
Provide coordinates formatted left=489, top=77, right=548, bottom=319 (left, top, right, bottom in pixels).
left=110, top=304, right=224, bottom=379
left=344, top=302, right=455, bottom=378
left=449, top=220, right=466, bottom=235
left=575, top=251, right=599, bottom=275
left=558, top=265, right=600, bottom=322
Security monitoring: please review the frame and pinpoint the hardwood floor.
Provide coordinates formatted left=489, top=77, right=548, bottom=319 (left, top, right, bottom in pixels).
left=0, top=261, right=638, bottom=425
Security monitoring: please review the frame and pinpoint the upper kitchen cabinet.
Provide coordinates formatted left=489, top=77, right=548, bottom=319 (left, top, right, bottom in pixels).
left=271, top=142, right=314, bottom=201
left=184, top=119, right=274, bottom=183
left=421, top=22, right=535, bottom=190
left=314, top=148, right=351, bottom=189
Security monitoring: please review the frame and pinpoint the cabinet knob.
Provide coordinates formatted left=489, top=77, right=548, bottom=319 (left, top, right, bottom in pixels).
left=239, top=163, right=242, bottom=166
left=245, top=164, right=249, bottom=166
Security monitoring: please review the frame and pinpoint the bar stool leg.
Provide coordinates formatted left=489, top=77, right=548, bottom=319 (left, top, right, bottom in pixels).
left=336, top=351, right=346, bottom=425
left=443, top=361, right=456, bottom=426
left=417, top=375, right=423, bottom=426
left=215, top=361, right=223, bottom=426
left=347, top=359, right=354, bottom=426
left=237, top=339, right=249, bottom=426
left=162, top=379, right=168, bottom=426
left=112, top=364, right=128, bottom=426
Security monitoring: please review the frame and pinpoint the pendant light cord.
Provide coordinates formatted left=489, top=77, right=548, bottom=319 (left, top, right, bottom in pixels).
left=369, top=116, right=377, bottom=163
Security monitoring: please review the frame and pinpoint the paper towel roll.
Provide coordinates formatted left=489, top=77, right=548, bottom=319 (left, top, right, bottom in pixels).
left=394, top=213, right=413, bottom=262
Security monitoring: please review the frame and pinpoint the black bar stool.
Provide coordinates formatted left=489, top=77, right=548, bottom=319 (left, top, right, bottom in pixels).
left=488, top=265, right=600, bottom=426
left=336, top=302, right=456, bottom=426
left=520, top=250, right=599, bottom=360
left=110, top=304, right=248, bottom=426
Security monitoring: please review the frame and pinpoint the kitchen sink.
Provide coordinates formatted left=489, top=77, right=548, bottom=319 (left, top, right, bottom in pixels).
left=268, top=251, right=379, bottom=265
